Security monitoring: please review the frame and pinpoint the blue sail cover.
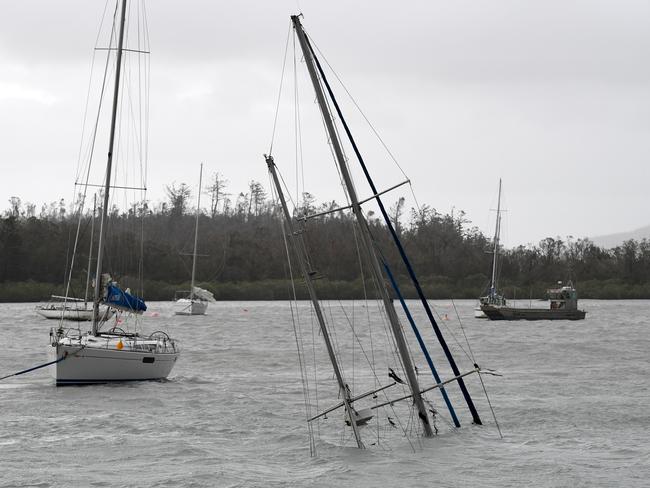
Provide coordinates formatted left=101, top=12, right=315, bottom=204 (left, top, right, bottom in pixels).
left=105, top=284, right=147, bottom=313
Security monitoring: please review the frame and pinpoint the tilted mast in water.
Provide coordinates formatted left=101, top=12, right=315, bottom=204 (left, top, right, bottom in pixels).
left=291, top=14, right=435, bottom=437
left=266, top=155, right=365, bottom=448
left=299, top=17, right=484, bottom=426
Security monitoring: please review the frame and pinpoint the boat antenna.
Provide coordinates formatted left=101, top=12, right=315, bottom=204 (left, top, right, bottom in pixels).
left=92, top=0, right=128, bottom=336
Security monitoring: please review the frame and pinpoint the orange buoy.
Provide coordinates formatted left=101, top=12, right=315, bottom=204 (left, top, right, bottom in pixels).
left=116, top=340, right=123, bottom=350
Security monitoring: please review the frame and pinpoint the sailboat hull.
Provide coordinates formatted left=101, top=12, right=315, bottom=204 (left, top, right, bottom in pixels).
left=49, top=338, right=179, bottom=386
left=36, top=306, right=114, bottom=322
left=174, top=299, right=208, bottom=316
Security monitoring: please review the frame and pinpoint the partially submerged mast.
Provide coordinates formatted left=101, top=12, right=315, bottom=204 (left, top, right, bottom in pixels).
left=300, top=19, right=483, bottom=426
left=190, top=163, right=203, bottom=300
left=489, top=179, right=502, bottom=299
left=266, top=155, right=364, bottom=449
left=92, top=0, right=127, bottom=336
left=291, top=15, right=434, bottom=437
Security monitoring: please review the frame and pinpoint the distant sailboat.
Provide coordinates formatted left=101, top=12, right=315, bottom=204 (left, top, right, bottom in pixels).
left=175, top=164, right=215, bottom=315
left=49, top=0, right=179, bottom=385
left=36, top=195, right=114, bottom=322
left=475, top=179, right=507, bottom=318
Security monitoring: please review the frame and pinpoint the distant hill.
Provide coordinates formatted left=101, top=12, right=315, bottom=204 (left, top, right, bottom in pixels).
left=591, top=224, right=650, bottom=249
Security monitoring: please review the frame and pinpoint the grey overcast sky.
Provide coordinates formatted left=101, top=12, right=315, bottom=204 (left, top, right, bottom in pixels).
left=0, top=0, right=648, bottom=245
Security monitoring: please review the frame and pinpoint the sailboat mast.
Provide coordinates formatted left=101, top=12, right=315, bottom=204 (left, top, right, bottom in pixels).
left=490, top=179, right=502, bottom=297
left=190, top=163, right=203, bottom=299
left=92, top=0, right=128, bottom=336
left=291, top=15, right=434, bottom=437
left=266, top=155, right=364, bottom=448
left=84, top=194, right=97, bottom=306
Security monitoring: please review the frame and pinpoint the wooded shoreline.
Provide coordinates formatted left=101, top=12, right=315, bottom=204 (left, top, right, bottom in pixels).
left=3, top=183, right=650, bottom=301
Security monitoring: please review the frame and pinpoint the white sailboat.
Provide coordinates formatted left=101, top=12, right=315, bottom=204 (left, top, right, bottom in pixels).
left=36, top=195, right=114, bottom=322
left=174, top=164, right=215, bottom=315
left=49, top=0, right=179, bottom=385
left=475, top=179, right=507, bottom=318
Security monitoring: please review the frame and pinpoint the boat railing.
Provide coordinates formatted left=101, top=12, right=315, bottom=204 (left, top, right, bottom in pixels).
left=51, top=327, right=179, bottom=353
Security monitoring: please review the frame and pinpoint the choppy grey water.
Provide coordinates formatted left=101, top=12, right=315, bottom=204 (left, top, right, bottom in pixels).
left=1, top=300, right=648, bottom=487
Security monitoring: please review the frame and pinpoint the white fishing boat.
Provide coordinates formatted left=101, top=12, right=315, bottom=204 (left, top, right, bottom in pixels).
left=49, top=0, right=178, bottom=385
left=475, top=179, right=507, bottom=318
left=174, top=164, right=215, bottom=316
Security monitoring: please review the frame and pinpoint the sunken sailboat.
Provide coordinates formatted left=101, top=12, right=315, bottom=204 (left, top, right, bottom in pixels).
left=265, top=15, right=499, bottom=451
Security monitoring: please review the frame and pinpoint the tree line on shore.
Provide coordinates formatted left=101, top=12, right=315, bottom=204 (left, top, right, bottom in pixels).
left=2, top=176, right=650, bottom=301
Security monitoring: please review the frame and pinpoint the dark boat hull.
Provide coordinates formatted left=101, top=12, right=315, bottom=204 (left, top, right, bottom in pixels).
left=481, top=305, right=586, bottom=321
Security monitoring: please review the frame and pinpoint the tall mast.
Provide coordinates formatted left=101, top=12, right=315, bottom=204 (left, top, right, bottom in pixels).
left=190, top=163, right=203, bottom=299
left=291, top=15, right=434, bottom=437
left=92, top=0, right=128, bottom=336
left=84, top=194, right=97, bottom=307
left=490, top=179, right=502, bottom=297
left=266, top=155, right=364, bottom=448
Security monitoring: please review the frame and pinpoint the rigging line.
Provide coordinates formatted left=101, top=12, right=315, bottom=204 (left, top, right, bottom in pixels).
left=273, top=166, right=322, bottom=437
left=293, top=30, right=299, bottom=205
left=353, top=221, right=381, bottom=445
left=329, top=295, right=415, bottom=451
left=429, top=303, right=472, bottom=363
left=306, top=34, right=409, bottom=182
left=289, top=26, right=298, bottom=206
left=450, top=299, right=477, bottom=364
left=477, top=368, right=504, bottom=439
left=59, top=189, right=93, bottom=329
left=75, top=0, right=112, bottom=182
left=334, top=297, right=382, bottom=382
left=306, top=36, right=483, bottom=425
left=268, top=21, right=291, bottom=156
left=293, top=31, right=305, bottom=210
left=76, top=2, right=118, bottom=196
left=280, top=213, right=317, bottom=454
left=448, top=300, right=503, bottom=439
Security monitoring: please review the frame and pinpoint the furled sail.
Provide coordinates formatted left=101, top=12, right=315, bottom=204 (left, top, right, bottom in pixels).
left=104, top=283, right=147, bottom=313
left=192, top=286, right=216, bottom=303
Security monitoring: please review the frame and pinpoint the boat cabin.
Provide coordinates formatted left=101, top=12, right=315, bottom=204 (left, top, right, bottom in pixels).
left=547, top=281, right=579, bottom=310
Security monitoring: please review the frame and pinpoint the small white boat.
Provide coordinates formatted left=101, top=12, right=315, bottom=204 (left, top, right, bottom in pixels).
left=174, top=165, right=213, bottom=316
left=49, top=330, right=179, bottom=385
left=175, top=297, right=208, bottom=316
left=36, top=296, right=114, bottom=322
